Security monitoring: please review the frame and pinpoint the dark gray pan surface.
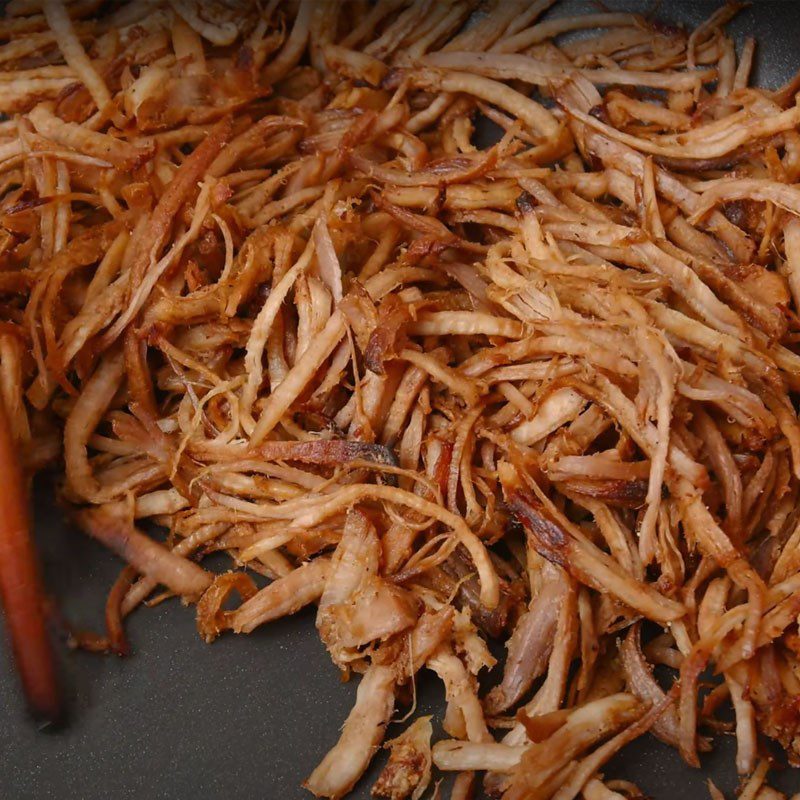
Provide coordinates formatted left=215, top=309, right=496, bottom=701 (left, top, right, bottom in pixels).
left=2, top=2, right=800, bottom=798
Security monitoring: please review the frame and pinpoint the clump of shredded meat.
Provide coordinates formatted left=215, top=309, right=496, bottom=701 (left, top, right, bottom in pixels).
left=1, top=1, right=799, bottom=798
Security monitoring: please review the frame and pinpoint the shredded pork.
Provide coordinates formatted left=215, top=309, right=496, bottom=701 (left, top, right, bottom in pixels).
left=0, top=1, right=799, bottom=798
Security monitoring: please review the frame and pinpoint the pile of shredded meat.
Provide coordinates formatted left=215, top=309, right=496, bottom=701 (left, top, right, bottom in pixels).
left=1, top=1, right=800, bottom=798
